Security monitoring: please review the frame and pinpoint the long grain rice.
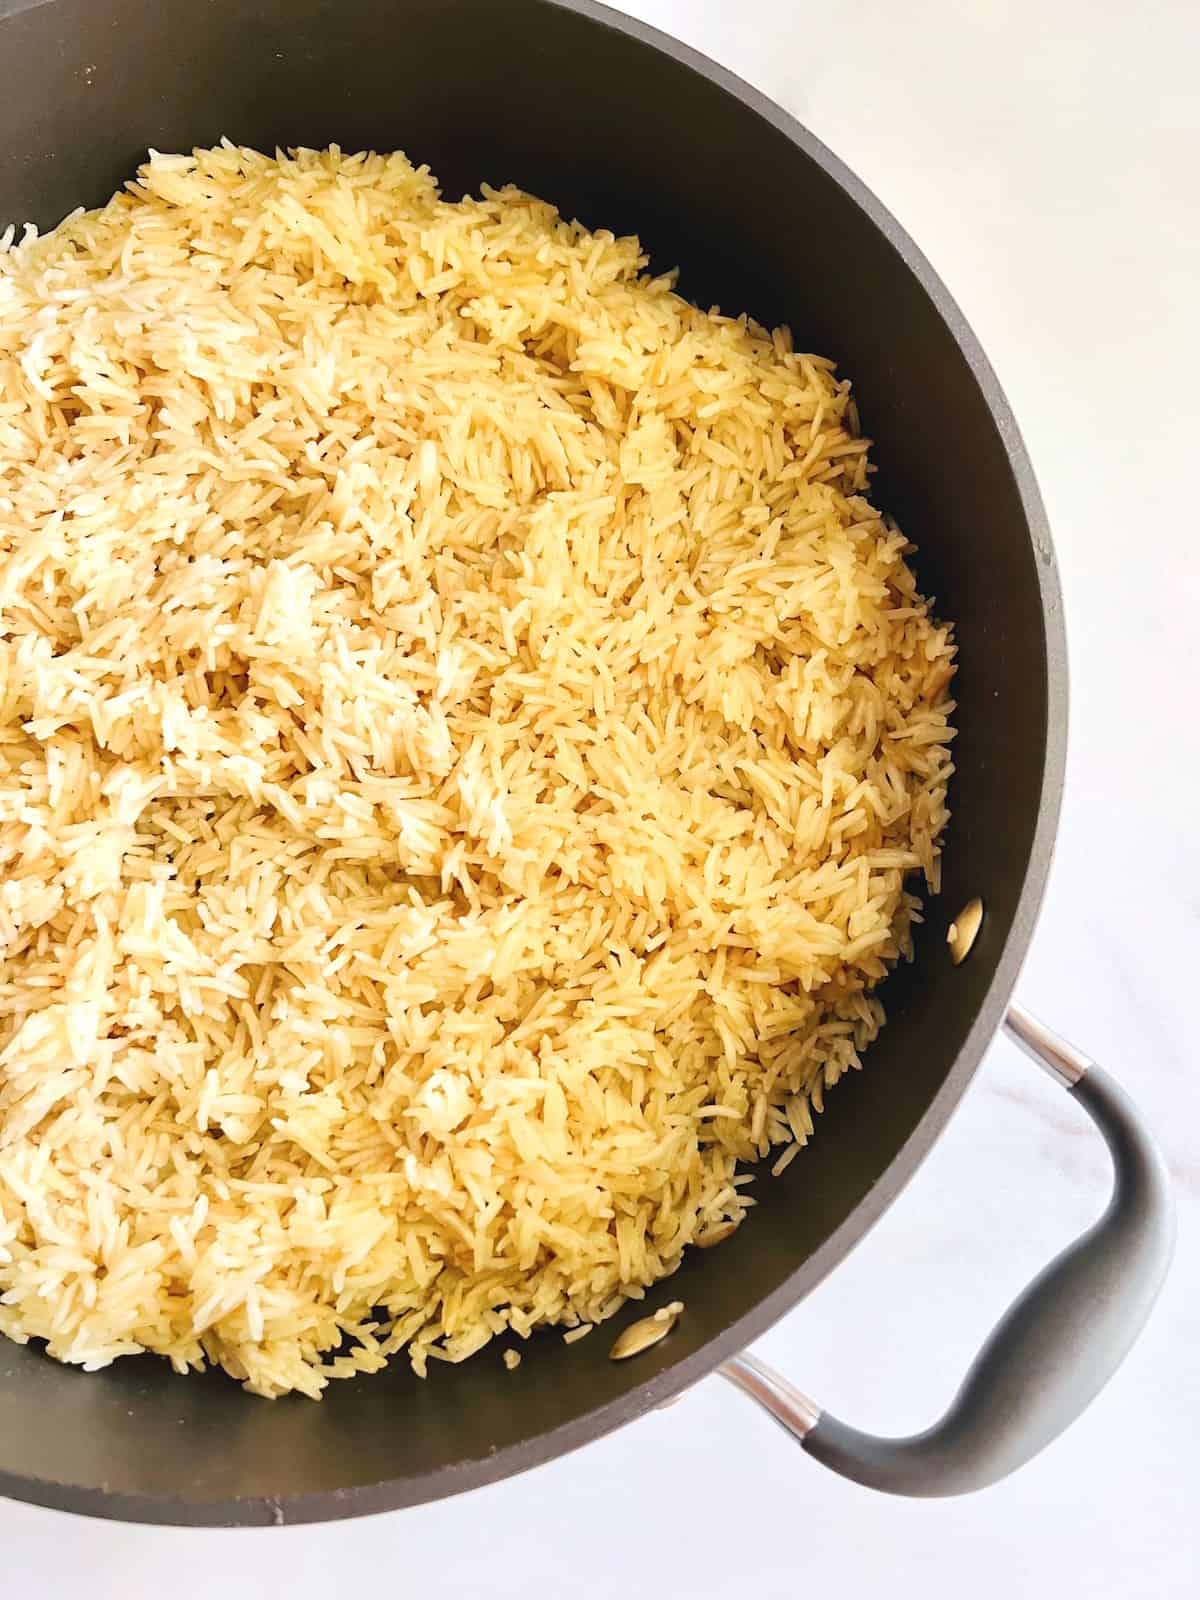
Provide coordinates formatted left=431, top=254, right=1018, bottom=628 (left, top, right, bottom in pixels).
left=0, top=146, right=955, bottom=1396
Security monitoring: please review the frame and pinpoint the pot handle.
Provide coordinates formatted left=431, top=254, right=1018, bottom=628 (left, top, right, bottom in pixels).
left=718, top=1004, right=1175, bottom=1496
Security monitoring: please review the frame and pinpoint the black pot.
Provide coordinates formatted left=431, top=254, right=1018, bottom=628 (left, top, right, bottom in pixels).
left=0, top=0, right=1173, bottom=1523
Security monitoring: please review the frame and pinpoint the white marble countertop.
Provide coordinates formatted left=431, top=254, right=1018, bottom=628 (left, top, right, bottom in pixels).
left=5, top=1, right=1198, bottom=1593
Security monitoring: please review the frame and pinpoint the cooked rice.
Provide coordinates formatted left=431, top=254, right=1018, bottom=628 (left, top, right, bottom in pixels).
left=0, top=145, right=955, bottom=1397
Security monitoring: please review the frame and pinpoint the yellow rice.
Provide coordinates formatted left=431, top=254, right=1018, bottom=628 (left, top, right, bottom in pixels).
left=0, top=145, right=954, bottom=1396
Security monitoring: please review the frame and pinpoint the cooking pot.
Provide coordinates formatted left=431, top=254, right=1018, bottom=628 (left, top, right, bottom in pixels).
left=0, top=0, right=1174, bottom=1523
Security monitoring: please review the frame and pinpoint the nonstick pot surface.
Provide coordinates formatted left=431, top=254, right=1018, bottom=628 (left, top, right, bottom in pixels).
left=0, top=0, right=1065, bottom=1524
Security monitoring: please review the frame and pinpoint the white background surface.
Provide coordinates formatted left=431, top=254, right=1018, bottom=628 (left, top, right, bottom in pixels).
left=5, top=1, right=1199, bottom=1593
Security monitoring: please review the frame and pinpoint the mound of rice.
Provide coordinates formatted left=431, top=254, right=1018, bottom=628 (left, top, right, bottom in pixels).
left=0, top=146, right=954, bottom=1397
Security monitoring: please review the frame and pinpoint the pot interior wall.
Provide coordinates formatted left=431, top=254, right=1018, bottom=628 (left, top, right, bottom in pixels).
left=0, top=0, right=1052, bottom=1520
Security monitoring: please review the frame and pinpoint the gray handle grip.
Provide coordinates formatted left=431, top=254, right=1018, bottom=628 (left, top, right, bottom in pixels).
left=720, top=1004, right=1175, bottom=1497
